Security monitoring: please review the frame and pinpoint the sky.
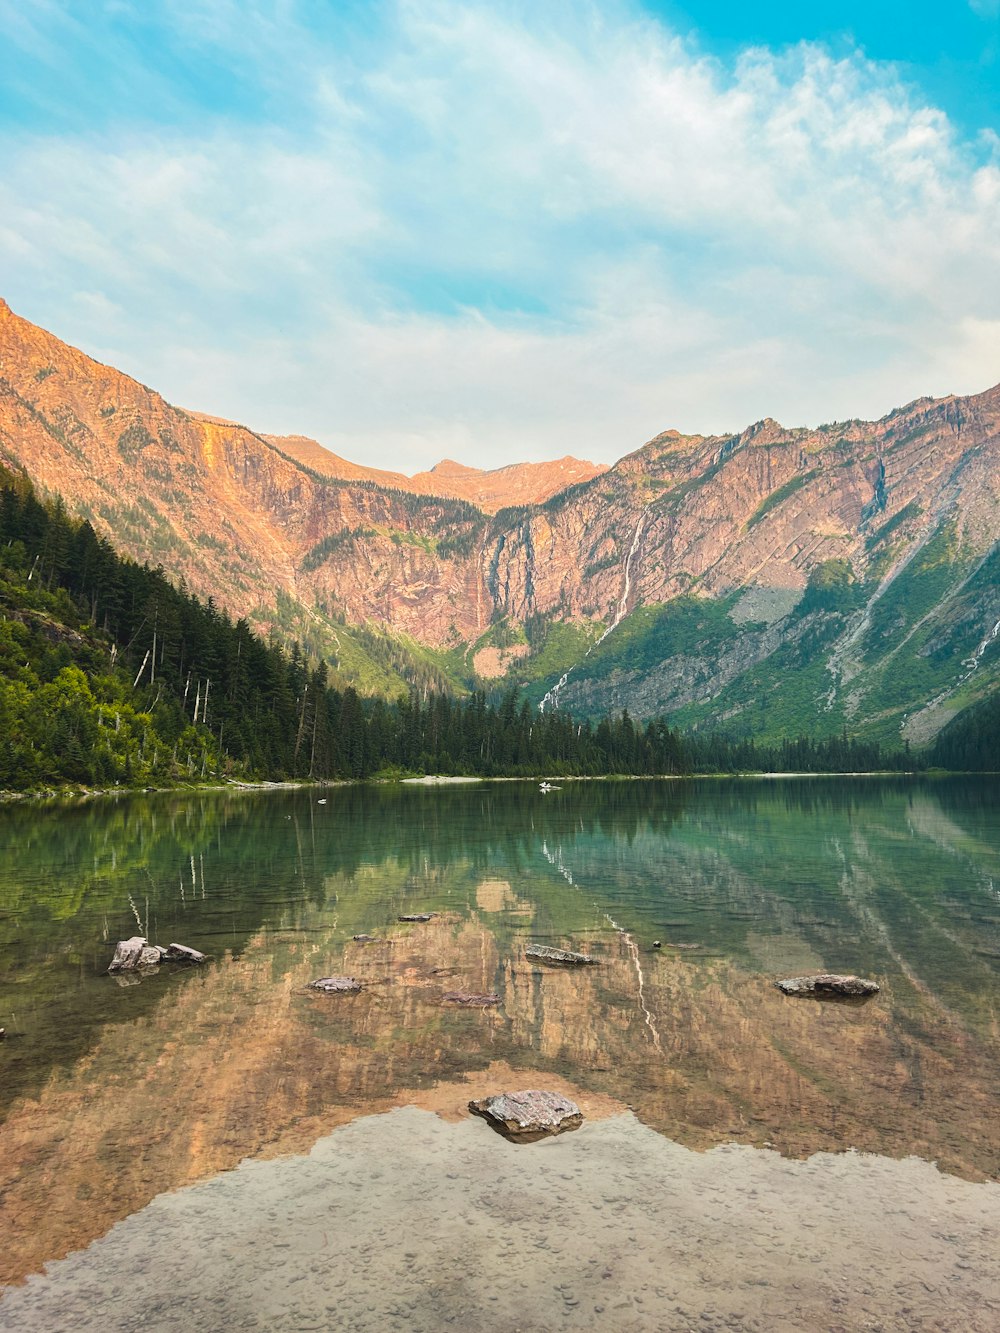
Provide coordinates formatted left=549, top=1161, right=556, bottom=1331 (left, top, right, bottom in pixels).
left=0, top=0, right=998, bottom=473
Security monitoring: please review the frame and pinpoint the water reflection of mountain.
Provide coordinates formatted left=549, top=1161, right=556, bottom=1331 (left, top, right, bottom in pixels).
left=1, top=779, right=998, bottom=1284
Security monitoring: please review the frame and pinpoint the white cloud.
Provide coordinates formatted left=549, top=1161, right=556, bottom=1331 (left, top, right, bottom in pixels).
left=0, top=0, right=998, bottom=471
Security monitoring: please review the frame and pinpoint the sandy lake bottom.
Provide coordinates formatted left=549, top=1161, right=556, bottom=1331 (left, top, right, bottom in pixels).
left=1, top=779, right=998, bottom=1330
left=3, top=1103, right=999, bottom=1333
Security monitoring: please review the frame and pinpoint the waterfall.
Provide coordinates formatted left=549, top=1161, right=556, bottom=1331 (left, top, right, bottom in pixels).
left=539, top=513, right=646, bottom=713
left=902, top=614, right=1000, bottom=736
left=964, top=618, right=1000, bottom=672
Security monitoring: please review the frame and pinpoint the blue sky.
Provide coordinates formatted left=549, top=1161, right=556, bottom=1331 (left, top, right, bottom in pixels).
left=1, top=0, right=998, bottom=470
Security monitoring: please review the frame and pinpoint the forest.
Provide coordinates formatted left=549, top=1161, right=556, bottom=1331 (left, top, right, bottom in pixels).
left=0, top=462, right=981, bottom=790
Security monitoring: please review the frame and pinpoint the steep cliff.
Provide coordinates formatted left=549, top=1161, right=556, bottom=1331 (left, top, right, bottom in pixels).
left=492, top=391, right=1000, bottom=742
left=1, top=297, right=997, bottom=741
left=0, top=298, right=490, bottom=686
left=263, top=432, right=608, bottom=511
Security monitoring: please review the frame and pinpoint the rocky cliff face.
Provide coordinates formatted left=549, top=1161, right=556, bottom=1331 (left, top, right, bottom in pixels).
left=486, top=389, right=1000, bottom=740
left=0, top=299, right=491, bottom=655
left=263, top=432, right=608, bottom=511
left=1, top=296, right=997, bottom=740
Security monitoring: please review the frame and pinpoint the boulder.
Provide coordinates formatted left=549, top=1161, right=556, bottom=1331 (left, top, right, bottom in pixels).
left=310, top=976, right=362, bottom=993
left=469, top=1090, right=583, bottom=1141
left=108, top=937, right=161, bottom=973
left=441, top=991, right=501, bottom=1007
left=164, top=942, right=206, bottom=965
left=526, top=944, right=598, bottom=966
left=775, top=973, right=879, bottom=997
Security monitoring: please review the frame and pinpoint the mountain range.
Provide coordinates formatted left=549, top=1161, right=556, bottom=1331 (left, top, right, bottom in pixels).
left=1, top=296, right=997, bottom=746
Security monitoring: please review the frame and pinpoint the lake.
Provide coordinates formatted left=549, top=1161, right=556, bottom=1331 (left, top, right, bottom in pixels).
left=1, top=777, right=998, bottom=1331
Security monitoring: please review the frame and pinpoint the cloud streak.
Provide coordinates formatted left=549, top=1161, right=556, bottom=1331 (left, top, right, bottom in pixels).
left=1, top=0, right=998, bottom=470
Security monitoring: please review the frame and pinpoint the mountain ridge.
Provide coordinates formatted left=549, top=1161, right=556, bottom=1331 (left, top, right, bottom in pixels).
left=1, top=296, right=997, bottom=743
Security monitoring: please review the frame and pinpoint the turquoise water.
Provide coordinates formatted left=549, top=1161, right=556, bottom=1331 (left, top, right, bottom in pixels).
left=1, top=777, right=998, bottom=1326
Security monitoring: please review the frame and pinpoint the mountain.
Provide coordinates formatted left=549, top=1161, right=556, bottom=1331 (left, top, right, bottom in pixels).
left=2, top=297, right=998, bottom=744
left=188, top=414, right=608, bottom=510
left=261, top=433, right=607, bottom=512
left=494, top=395, right=1000, bottom=745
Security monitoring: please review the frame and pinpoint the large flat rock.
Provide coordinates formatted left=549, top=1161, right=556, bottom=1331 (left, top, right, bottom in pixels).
left=164, top=943, right=205, bottom=965
left=469, top=1090, right=583, bottom=1142
left=525, top=944, right=597, bottom=966
left=775, top=973, right=879, bottom=997
left=310, top=976, right=362, bottom=994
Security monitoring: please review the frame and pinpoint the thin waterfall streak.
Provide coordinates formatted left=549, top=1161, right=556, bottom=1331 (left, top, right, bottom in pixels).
left=910, top=615, right=1000, bottom=725
left=540, top=847, right=663, bottom=1055
left=539, top=513, right=646, bottom=713
left=970, top=618, right=1000, bottom=667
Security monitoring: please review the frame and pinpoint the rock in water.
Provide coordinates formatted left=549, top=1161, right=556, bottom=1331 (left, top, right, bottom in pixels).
left=399, top=913, right=435, bottom=923
left=164, top=942, right=206, bottom=965
left=310, top=976, right=362, bottom=993
left=441, top=991, right=501, bottom=1007
left=775, top=973, right=879, bottom=997
left=526, top=944, right=598, bottom=966
left=469, top=1090, right=584, bottom=1141
left=108, top=937, right=160, bottom=973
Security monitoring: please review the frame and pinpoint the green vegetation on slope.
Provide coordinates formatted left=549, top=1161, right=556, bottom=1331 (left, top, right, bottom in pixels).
left=745, top=469, right=819, bottom=529
left=516, top=617, right=604, bottom=687
left=930, top=669, right=1000, bottom=771
left=3, top=462, right=978, bottom=789
left=517, top=529, right=999, bottom=750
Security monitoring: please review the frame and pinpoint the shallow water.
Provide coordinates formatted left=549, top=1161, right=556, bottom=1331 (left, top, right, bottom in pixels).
left=1, top=777, right=999, bottom=1328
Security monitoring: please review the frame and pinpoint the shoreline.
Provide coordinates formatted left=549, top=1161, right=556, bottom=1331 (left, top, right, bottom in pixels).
left=1, top=767, right=990, bottom=806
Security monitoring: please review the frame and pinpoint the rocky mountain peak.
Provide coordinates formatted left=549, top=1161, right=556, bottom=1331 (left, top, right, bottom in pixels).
left=1, top=298, right=997, bottom=743
left=738, top=417, right=786, bottom=446
left=428, top=459, right=483, bottom=477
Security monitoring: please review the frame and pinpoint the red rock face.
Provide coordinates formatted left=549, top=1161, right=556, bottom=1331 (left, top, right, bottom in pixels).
left=263, top=434, right=609, bottom=512
left=1, top=298, right=998, bottom=714
left=482, top=396, right=1000, bottom=629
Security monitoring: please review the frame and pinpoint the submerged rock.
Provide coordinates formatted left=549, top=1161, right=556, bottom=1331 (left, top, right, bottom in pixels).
left=775, top=973, right=879, bottom=997
left=109, top=939, right=206, bottom=974
left=310, top=976, right=362, bottom=993
left=163, top=942, right=206, bottom=965
left=441, top=991, right=501, bottom=1007
left=526, top=944, right=598, bottom=966
left=399, top=913, right=436, bottom=923
left=469, top=1090, right=583, bottom=1141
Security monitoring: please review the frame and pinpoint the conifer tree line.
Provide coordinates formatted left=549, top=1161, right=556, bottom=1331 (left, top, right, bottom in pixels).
left=0, top=463, right=937, bottom=789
